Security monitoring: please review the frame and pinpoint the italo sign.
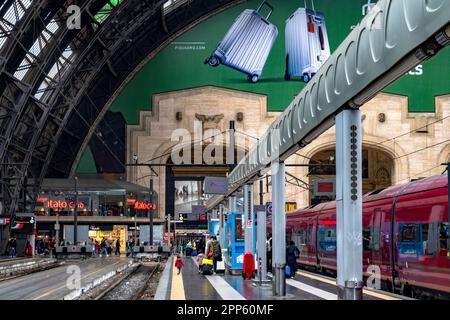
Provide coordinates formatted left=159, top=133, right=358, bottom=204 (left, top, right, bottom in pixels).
left=133, top=201, right=156, bottom=210
left=46, top=200, right=85, bottom=209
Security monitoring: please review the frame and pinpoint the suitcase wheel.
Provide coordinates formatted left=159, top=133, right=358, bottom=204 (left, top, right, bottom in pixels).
left=207, top=56, right=220, bottom=67
left=302, top=74, right=310, bottom=83
left=248, top=74, right=259, bottom=83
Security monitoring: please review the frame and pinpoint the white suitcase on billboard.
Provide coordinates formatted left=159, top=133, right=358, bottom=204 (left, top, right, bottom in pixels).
left=285, top=7, right=330, bottom=82
left=204, top=1, right=278, bottom=83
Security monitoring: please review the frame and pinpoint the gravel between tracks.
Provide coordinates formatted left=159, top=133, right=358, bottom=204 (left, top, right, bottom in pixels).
left=101, top=264, right=157, bottom=300
left=78, top=260, right=164, bottom=300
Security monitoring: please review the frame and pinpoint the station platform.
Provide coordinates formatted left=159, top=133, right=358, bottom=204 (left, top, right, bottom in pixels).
left=155, top=256, right=408, bottom=301
left=0, top=257, right=131, bottom=300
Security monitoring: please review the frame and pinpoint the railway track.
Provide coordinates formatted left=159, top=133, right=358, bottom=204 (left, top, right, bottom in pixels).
left=95, top=262, right=160, bottom=300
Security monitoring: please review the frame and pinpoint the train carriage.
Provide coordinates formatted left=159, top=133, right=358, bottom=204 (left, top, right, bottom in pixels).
left=280, top=175, right=449, bottom=299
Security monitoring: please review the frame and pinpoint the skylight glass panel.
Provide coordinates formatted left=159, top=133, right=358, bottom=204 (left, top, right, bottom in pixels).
left=0, top=0, right=33, bottom=49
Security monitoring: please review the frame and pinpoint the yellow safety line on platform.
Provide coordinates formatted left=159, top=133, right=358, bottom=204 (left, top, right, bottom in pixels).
left=170, top=260, right=185, bottom=300
left=32, top=260, right=123, bottom=300
left=296, top=271, right=400, bottom=301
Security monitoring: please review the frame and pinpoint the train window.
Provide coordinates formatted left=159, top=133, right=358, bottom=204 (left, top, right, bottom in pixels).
left=400, top=224, right=418, bottom=242
left=363, top=228, right=371, bottom=251
left=318, top=227, right=336, bottom=252
left=439, top=222, right=449, bottom=254
left=421, top=222, right=449, bottom=256
left=363, top=227, right=380, bottom=252
left=421, top=223, right=434, bottom=255
left=294, top=230, right=307, bottom=246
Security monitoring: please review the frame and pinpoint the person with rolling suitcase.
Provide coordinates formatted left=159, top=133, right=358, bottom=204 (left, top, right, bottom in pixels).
left=284, top=0, right=331, bottom=82
left=205, top=1, right=278, bottom=83
left=286, top=240, right=300, bottom=278
left=202, top=252, right=214, bottom=275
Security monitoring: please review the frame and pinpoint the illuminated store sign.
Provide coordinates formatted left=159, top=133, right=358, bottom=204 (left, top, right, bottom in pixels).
left=126, top=198, right=137, bottom=204
left=46, top=200, right=85, bottom=209
left=133, top=201, right=156, bottom=210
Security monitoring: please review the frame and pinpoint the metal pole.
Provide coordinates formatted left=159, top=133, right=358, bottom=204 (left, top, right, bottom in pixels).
left=259, top=179, right=264, bottom=205
left=230, top=196, right=237, bottom=213
left=173, top=220, right=176, bottom=250
left=271, top=162, right=286, bottom=296
left=23, top=174, right=27, bottom=212
left=219, top=204, right=224, bottom=249
left=134, top=217, right=137, bottom=243
left=227, top=121, right=235, bottom=165
left=74, top=176, right=78, bottom=245
left=167, top=215, right=171, bottom=247
left=149, top=179, right=153, bottom=246
left=55, top=213, right=60, bottom=245
left=30, top=218, right=36, bottom=258
left=244, top=184, right=254, bottom=254
left=256, top=207, right=268, bottom=283
left=336, top=108, right=363, bottom=300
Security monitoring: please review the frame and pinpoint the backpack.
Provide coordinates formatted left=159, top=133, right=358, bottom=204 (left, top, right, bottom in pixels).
left=211, top=242, right=222, bottom=261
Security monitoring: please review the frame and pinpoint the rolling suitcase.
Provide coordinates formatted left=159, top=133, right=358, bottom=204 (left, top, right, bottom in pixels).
left=284, top=4, right=330, bottom=82
left=204, top=1, right=278, bottom=83
left=202, top=258, right=213, bottom=275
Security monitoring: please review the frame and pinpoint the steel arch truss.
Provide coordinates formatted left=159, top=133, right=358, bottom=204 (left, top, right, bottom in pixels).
left=0, top=0, right=242, bottom=217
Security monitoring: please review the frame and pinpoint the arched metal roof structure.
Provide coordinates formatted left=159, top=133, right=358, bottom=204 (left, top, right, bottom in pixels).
left=0, top=0, right=243, bottom=216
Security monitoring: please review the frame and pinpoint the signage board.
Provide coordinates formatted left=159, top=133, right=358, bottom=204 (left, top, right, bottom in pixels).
left=192, top=205, right=206, bottom=221
left=253, top=205, right=266, bottom=214
left=313, top=179, right=336, bottom=197
left=0, top=217, right=11, bottom=225
left=285, top=202, right=297, bottom=213
left=265, top=202, right=297, bottom=214
left=134, top=201, right=157, bottom=210
left=204, top=176, right=228, bottom=195
left=266, top=202, right=273, bottom=216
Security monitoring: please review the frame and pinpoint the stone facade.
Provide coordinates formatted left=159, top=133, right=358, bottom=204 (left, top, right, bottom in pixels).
left=127, top=86, right=450, bottom=217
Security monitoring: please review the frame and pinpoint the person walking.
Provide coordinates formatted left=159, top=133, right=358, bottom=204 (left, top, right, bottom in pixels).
left=175, top=255, right=184, bottom=275
left=100, top=237, right=109, bottom=257
left=8, top=237, right=16, bottom=258
left=126, top=236, right=134, bottom=257
left=196, top=250, right=205, bottom=273
left=115, top=238, right=121, bottom=256
left=286, top=240, right=300, bottom=278
left=207, top=236, right=222, bottom=274
left=95, top=240, right=100, bottom=256
left=186, top=241, right=192, bottom=256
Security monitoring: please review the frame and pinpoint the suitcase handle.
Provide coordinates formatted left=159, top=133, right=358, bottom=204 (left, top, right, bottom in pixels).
left=256, top=1, right=274, bottom=20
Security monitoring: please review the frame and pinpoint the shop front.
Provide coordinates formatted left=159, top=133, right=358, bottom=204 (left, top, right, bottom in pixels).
left=88, top=225, right=128, bottom=250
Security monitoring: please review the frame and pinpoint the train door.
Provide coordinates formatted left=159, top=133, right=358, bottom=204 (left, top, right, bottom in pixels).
left=306, top=217, right=317, bottom=267
left=371, top=209, right=383, bottom=269
left=294, top=222, right=309, bottom=265
left=317, top=211, right=337, bottom=271
left=363, top=209, right=382, bottom=283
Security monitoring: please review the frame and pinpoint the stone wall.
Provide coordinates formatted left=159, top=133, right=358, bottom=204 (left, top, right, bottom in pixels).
left=127, top=86, right=450, bottom=215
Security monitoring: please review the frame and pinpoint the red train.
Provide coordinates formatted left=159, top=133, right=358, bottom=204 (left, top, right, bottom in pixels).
left=284, top=174, right=449, bottom=299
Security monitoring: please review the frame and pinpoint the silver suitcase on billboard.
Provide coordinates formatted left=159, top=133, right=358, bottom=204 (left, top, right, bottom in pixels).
left=285, top=7, right=330, bottom=82
left=204, top=1, right=278, bottom=83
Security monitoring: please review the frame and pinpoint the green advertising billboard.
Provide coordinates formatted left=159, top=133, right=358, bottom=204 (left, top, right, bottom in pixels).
left=78, top=0, right=450, bottom=172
